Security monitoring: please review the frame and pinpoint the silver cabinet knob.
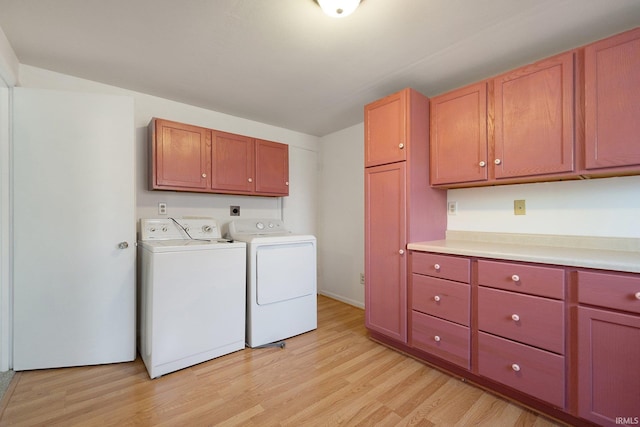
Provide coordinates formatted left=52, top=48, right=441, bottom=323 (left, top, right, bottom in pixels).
left=511, top=363, right=520, bottom=372
left=511, top=314, right=520, bottom=322
left=434, top=263, right=441, bottom=271
left=285, top=181, right=289, bottom=186
left=118, top=242, right=129, bottom=249
left=201, top=173, right=207, bottom=178
left=479, top=161, right=486, bottom=167
left=433, top=295, right=441, bottom=302
left=494, top=159, right=502, bottom=165
left=398, top=249, right=405, bottom=255
left=434, top=335, right=441, bottom=342
left=398, top=143, right=405, bottom=149
left=512, top=274, right=520, bottom=282
left=248, top=178, right=253, bottom=183
left=635, top=292, right=640, bottom=300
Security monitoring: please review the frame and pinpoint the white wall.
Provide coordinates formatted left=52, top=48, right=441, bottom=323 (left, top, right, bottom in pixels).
left=447, top=176, right=640, bottom=238
left=318, top=123, right=365, bottom=308
left=18, top=65, right=319, bottom=237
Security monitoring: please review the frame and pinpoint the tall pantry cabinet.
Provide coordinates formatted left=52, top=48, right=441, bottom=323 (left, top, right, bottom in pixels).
left=364, top=88, right=447, bottom=343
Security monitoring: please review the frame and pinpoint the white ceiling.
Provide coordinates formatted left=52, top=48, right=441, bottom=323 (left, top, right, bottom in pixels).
left=1, top=0, right=639, bottom=136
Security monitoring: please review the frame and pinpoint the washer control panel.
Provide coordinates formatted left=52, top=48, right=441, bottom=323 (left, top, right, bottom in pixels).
left=140, top=218, right=221, bottom=240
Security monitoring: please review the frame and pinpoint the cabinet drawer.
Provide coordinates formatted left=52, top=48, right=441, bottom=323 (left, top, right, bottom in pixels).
left=411, top=311, right=470, bottom=370
left=478, top=332, right=564, bottom=408
left=412, top=274, right=470, bottom=325
left=478, top=287, right=564, bottom=354
left=578, top=271, right=640, bottom=314
left=477, top=260, right=564, bottom=299
left=412, top=252, right=470, bottom=283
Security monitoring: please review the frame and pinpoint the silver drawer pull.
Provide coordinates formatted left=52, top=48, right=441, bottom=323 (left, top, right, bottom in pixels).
left=511, top=314, right=520, bottom=322
left=635, top=292, right=640, bottom=300
left=434, top=263, right=441, bottom=271
left=511, top=274, right=520, bottom=282
left=433, top=295, right=441, bottom=302
left=434, top=335, right=441, bottom=342
left=511, top=363, right=520, bottom=372
left=118, top=241, right=129, bottom=249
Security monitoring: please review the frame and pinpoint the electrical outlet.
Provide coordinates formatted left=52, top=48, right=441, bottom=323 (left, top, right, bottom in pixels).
left=230, top=205, right=240, bottom=216
left=448, top=201, right=457, bottom=215
left=360, top=273, right=365, bottom=285
left=514, top=199, right=526, bottom=215
left=158, top=202, right=167, bottom=215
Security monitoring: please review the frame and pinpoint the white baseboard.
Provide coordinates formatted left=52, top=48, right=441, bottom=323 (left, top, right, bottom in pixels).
left=318, top=291, right=364, bottom=309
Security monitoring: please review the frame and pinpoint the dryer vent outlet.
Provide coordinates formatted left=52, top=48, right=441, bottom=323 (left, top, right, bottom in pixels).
left=230, top=206, right=240, bottom=216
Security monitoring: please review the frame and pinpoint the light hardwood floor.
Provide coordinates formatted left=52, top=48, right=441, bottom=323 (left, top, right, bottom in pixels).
left=0, top=296, right=566, bottom=426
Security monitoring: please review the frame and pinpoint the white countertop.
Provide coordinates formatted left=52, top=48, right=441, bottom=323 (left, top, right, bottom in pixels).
left=408, top=231, right=640, bottom=273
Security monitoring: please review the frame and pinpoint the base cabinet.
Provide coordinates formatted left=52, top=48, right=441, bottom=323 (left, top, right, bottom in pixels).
left=398, top=251, right=640, bottom=426
left=410, top=252, right=471, bottom=369
left=478, top=332, right=564, bottom=408
left=578, top=307, right=640, bottom=426
left=577, top=270, right=640, bottom=426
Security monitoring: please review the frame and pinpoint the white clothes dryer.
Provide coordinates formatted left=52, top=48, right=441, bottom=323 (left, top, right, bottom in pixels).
left=138, top=218, right=246, bottom=378
left=228, top=219, right=317, bottom=348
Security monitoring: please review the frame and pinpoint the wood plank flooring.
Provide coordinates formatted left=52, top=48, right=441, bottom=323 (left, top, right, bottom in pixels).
left=0, top=296, right=566, bottom=426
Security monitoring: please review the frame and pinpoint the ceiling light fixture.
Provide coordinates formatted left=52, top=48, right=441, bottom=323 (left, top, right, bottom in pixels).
left=317, top=0, right=361, bottom=18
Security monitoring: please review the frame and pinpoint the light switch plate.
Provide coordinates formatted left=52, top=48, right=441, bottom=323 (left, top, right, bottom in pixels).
left=448, top=201, right=457, bottom=215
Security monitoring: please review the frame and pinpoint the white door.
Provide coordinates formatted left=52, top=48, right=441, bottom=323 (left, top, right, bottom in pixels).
left=12, top=88, right=136, bottom=370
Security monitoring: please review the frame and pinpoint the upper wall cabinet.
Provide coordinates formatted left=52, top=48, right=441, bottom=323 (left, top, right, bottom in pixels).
left=255, top=139, right=290, bottom=195
left=494, top=52, right=575, bottom=179
left=584, top=27, right=640, bottom=174
left=149, top=118, right=289, bottom=197
left=211, top=130, right=255, bottom=194
left=430, top=27, right=640, bottom=188
left=365, top=90, right=407, bottom=167
left=430, top=52, right=576, bottom=188
left=149, top=119, right=212, bottom=192
left=430, top=82, right=488, bottom=186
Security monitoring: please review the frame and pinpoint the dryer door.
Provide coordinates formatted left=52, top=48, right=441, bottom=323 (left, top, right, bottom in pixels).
left=255, top=242, right=316, bottom=305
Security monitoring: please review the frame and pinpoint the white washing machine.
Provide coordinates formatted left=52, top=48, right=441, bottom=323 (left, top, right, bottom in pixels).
left=228, top=219, right=317, bottom=348
left=138, top=218, right=246, bottom=378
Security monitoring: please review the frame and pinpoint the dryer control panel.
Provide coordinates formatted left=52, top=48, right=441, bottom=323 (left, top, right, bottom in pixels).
left=228, top=219, right=288, bottom=236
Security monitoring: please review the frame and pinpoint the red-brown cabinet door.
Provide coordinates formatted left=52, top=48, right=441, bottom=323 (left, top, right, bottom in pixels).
left=430, top=82, right=488, bottom=185
left=494, top=52, right=575, bottom=179
left=578, top=306, right=640, bottom=426
left=365, top=162, right=407, bottom=343
left=152, top=119, right=211, bottom=190
left=365, top=89, right=407, bottom=167
left=211, top=131, right=255, bottom=193
left=585, top=27, right=640, bottom=171
left=255, top=139, right=289, bottom=196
